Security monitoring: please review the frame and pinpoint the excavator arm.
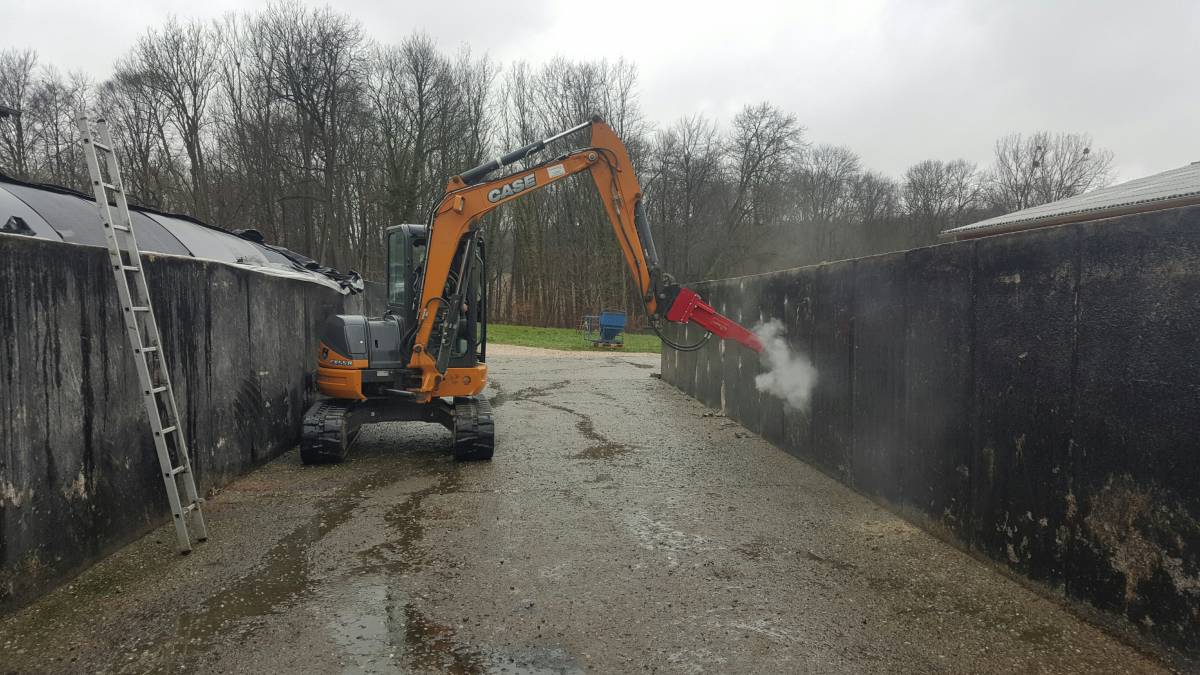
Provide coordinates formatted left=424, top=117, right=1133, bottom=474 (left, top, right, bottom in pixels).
left=408, top=116, right=762, bottom=393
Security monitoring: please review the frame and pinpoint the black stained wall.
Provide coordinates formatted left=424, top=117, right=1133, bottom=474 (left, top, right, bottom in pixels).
left=661, top=206, right=1200, bottom=656
left=0, top=235, right=347, bottom=610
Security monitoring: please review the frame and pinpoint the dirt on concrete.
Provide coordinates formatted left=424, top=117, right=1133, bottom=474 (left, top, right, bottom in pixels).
left=0, top=345, right=1174, bottom=673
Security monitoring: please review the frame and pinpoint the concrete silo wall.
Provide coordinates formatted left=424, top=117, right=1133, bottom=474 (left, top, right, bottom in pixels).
left=0, top=234, right=348, bottom=610
left=661, top=206, right=1200, bottom=655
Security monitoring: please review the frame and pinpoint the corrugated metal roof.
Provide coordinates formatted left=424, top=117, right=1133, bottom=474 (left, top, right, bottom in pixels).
left=943, top=161, right=1200, bottom=239
left=0, top=173, right=359, bottom=293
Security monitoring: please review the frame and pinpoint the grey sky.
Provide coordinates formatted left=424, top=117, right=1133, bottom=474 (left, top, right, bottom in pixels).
left=3, top=0, right=1197, bottom=182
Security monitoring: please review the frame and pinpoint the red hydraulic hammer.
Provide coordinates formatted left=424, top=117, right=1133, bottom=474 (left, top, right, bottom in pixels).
left=664, top=287, right=764, bottom=353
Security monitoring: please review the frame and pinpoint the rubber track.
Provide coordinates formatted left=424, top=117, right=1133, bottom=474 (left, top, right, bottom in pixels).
left=453, top=396, right=495, bottom=461
left=300, top=399, right=354, bottom=464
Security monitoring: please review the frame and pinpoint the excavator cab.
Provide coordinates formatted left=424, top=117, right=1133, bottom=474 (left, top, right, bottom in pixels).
left=384, top=223, right=487, bottom=370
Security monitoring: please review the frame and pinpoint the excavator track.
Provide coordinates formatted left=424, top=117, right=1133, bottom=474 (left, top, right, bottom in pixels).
left=300, top=399, right=357, bottom=464
left=301, top=396, right=491, bottom=464
left=452, top=396, right=495, bottom=461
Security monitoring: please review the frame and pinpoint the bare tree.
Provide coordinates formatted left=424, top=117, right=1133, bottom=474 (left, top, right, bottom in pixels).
left=709, top=102, right=803, bottom=276
left=101, top=57, right=182, bottom=209
left=0, top=48, right=38, bottom=177
left=795, top=144, right=861, bottom=223
left=850, top=171, right=900, bottom=227
left=451, top=47, right=498, bottom=175
left=211, top=12, right=290, bottom=239
left=646, top=115, right=725, bottom=282
left=25, top=66, right=91, bottom=188
left=255, top=3, right=368, bottom=264
left=986, top=132, right=1113, bottom=213
left=902, top=159, right=981, bottom=239
left=131, top=18, right=220, bottom=219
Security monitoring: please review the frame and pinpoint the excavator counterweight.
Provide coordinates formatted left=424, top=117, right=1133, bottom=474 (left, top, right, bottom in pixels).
left=301, top=117, right=763, bottom=464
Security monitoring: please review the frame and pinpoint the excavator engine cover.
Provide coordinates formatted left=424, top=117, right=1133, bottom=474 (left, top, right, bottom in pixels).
left=316, top=315, right=410, bottom=400
left=318, top=315, right=407, bottom=369
left=319, top=315, right=368, bottom=365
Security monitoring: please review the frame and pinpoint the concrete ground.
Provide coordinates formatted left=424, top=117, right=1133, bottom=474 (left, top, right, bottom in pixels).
left=0, top=346, right=1172, bottom=674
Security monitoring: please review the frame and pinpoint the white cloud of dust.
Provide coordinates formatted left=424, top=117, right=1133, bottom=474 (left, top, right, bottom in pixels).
left=753, top=319, right=817, bottom=412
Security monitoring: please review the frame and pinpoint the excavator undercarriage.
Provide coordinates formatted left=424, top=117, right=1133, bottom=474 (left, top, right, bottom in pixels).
left=300, top=395, right=493, bottom=464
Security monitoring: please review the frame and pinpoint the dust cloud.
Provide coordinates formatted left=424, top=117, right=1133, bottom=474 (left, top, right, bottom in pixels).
left=753, top=320, right=817, bottom=412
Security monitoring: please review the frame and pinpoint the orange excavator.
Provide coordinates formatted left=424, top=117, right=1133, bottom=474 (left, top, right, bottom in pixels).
left=301, top=116, right=763, bottom=463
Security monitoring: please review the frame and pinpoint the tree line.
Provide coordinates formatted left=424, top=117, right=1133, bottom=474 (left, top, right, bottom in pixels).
left=0, top=4, right=1114, bottom=327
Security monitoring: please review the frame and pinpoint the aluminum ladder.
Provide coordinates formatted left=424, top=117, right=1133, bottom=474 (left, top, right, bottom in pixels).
left=76, top=116, right=208, bottom=553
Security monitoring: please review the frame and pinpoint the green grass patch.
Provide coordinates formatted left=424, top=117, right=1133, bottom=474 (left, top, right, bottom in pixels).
left=487, top=323, right=661, bottom=353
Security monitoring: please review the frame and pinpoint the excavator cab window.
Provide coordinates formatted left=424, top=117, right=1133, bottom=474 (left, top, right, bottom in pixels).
left=386, top=229, right=408, bottom=309
left=386, top=225, right=427, bottom=317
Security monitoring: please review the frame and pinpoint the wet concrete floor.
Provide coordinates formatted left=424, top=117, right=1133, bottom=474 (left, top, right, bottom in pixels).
left=0, top=346, right=1173, bottom=673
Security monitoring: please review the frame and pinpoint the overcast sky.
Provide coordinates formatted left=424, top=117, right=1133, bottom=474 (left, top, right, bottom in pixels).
left=4, top=0, right=1197, bottom=182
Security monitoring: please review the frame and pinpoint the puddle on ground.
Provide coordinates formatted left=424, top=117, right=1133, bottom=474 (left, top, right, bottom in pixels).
left=412, top=604, right=587, bottom=674
left=478, top=646, right=586, bottom=674
left=174, top=456, right=455, bottom=654
left=573, top=442, right=631, bottom=460
left=489, top=380, right=570, bottom=408
left=359, top=463, right=463, bottom=573
left=328, top=579, right=394, bottom=673
left=123, top=401, right=583, bottom=672
left=1017, top=623, right=1065, bottom=647
left=177, top=483, right=373, bottom=648
left=327, top=575, right=583, bottom=674
left=398, top=601, right=585, bottom=674
left=529, top=400, right=633, bottom=461
left=401, top=602, right=485, bottom=673
left=490, top=378, right=633, bottom=461
left=734, top=536, right=772, bottom=561
left=803, top=549, right=858, bottom=572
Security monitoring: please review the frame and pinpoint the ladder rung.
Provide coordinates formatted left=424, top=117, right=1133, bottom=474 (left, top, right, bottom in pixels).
left=121, top=265, right=141, bottom=272
left=110, top=223, right=131, bottom=232
left=101, top=181, right=121, bottom=192
left=140, top=345, right=159, bottom=353
left=181, top=502, right=201, bottom=514
left=130, top=306, right=150, bottom=312
left=149, top=385, right=168, bottom=394
left=91, top=140, right=112, bottom=152
left=169, top=465, right=188, bottom=476
left=158, top=425, right=177, bottom=435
